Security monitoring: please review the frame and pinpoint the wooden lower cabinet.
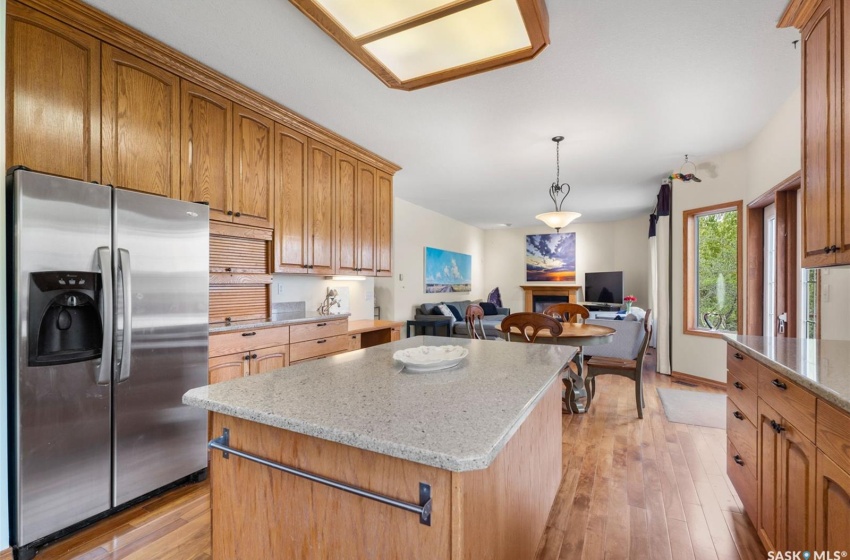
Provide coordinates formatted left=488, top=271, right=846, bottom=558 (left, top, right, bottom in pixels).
left=391, top=326, right=401, bottom=341
left=816, top=450, right=850, bottom=550
left=250, top=344, right=289, bottom=374
left=209, top=352, right=248, bottom=384
left=758, top=398, right=781, bottom=551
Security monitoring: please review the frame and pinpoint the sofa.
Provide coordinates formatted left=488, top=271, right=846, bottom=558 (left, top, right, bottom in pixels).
left=414, top=300, right=511, bottom=339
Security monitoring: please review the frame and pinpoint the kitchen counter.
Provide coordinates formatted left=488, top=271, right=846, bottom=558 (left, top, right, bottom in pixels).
left=185, top=335, right=575, bottom=471
left=187, top=335, right=573, bottom=559
left=724, top=334, right=850, bottom=414
left=208, top=312, right=350, bottom=333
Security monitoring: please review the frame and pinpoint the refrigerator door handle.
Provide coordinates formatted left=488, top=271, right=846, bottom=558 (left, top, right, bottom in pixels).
left=96, top=246, right=113, bottom=386
left=117, top=248, right=132, bottom=382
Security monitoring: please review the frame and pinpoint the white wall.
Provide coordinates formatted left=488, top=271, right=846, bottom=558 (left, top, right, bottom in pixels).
left=671, top=87, right=802, bottom=382
left=482, top=217, right=650, bottom=314
left=271, top=275, right=376, bottom=320
left=375, top=198, right=485, bottom=322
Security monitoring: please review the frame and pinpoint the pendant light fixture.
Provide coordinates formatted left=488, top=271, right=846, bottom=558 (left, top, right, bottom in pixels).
left=535, top=136, right=581, bottom=232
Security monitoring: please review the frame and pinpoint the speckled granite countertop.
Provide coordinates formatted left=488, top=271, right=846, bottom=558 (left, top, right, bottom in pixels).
left=209, top=312, right=350, bottom=333
left=724, top=335, right=850, bottom=413
left=184, top=336, right=575, bottom=471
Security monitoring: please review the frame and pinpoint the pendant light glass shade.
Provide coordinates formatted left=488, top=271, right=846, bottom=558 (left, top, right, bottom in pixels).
left=536, top=136, right=581, bottom=232
left=535, top=211, right=581, bottom=231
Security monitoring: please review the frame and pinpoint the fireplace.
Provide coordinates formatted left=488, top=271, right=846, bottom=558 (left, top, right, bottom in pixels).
left=520, top=285, right=581, bottom=312
left=532, top=295, right=569, bottom=313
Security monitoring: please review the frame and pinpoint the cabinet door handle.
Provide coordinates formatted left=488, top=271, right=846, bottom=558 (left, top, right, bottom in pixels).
left=242, top=332, right=257, bottom=337
left=317, top=339, right=327, bottom=344
left=832, top=244, right=839, bottom=253
left=224, top=267, right=232, bottom=272
left=733, top=381, right=744, bottom=390
left=733, top=455, right=745, bottom=466
left=733, top=352, right=744, bottom=360
left=770, top=419, right=785, bottom=434
left=234, top=211, right=242, bottom=217
left=227, top=210, right=234, bottom=216
left=244, top=354, right=251, bottom=361
left=771, top=379, right=787, bottom=390
left=252, top=353, right=258, bottom=359
left=733, top=411, right=744, bottom=420
left=824, top=245, right=832, bottom=254
left=317, top=323, right=327, bottom=327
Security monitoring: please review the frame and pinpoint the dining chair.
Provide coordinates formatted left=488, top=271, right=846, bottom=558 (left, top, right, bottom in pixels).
left=465, top=304, right=487, bottom=340
left=542, top=303, right=590, bottom=324
left=585, top=309, right=653, bottom=419
left=500, top=312, right=563, bottom=343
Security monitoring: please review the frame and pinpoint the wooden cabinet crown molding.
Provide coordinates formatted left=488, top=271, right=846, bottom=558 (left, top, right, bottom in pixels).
left=779, top=0, right=823, bottom=28
left=13, top=0, right=401, bottom=175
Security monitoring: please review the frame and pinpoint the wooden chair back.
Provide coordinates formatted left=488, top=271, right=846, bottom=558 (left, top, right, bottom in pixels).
left=465, top=304, right=486, bottom=340
left=635, top=308, right=653, bottom=368
left=500, top=312, right=563, bottom=343
left=542, top=303, right=590, bottom=324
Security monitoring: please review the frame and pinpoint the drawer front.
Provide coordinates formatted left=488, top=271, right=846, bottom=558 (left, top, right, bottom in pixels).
left=290, top=319, right=348, bottom=343
left=290, top=350, right=348, bottom=365
left=726, top=398, right=758, bottom=480
left=727, top=344, right=758, bottom=389
left=348, top=333, right=361, bottom=351
left=727, top=371, right=757, bottom=423
left=290, top=334, right=349, bottom=362
left=757, top=365, right=816, bottom=442
left=817, top=399, right=850, bottom=475
left=209, top=326, right=291, bottom=358
left=727, top=438, right=757, bottom=525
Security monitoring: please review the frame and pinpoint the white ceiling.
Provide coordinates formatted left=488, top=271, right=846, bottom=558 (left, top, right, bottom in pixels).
left=84, top=0, right=801, bottom=228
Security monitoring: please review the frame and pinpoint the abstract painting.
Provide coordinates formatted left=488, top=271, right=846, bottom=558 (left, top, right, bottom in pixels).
left=425, top=247, right=472, bottom=293
left=526, top=233, right=576, bottom=282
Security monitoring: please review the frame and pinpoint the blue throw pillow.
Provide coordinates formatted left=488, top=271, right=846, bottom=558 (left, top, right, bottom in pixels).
left=446, top=304, right=463, bottom=322
left=479, top=302, right=498, bottom=315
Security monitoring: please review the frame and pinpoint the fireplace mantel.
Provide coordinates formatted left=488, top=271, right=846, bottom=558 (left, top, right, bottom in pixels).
left=520, top=285, right=582, bottom=312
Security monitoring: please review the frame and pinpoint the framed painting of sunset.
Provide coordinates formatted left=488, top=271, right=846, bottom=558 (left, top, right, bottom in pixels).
left=526, top=233, right=576, bottom=282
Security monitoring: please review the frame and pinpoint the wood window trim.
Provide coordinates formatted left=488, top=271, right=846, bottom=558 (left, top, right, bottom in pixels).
left=745, top=171, right=801, bottom=336
left=683, top=200, right=744, bottom=339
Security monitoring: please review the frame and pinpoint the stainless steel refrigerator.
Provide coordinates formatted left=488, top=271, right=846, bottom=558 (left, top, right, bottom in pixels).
left=6, top=168, right=209, bottom=553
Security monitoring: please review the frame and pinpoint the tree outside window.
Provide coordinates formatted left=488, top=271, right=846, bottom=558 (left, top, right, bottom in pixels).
left=684, top=201, right=743, bottom=337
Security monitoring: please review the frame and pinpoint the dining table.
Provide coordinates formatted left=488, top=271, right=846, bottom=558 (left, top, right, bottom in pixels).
left=498, top=322, right=616, bottom=413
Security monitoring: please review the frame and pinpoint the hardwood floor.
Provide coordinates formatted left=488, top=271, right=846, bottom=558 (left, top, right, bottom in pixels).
left=34, top=351, right=763, bottom=560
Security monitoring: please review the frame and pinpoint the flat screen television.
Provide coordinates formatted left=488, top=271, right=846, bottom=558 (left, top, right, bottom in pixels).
left=584, top=271, right=624, bottom=304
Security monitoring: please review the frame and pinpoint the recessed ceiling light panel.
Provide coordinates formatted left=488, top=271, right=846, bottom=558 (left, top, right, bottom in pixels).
left=290, top=0, right=549, bottom=90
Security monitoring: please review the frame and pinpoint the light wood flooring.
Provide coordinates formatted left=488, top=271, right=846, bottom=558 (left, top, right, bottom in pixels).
left=34, top=351, right=763, bottom=560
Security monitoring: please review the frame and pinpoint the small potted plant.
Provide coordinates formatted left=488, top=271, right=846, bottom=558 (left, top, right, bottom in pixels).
left=624, top=295, right=637, bottom=313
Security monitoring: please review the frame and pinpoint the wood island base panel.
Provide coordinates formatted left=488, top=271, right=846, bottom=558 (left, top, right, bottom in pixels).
left=208, top=380, right=561, bottom=559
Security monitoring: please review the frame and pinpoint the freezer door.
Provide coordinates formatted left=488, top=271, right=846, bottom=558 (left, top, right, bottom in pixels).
left=112, top=189, right=209, bottom=505
left=9, top=170, right=113, bottom=546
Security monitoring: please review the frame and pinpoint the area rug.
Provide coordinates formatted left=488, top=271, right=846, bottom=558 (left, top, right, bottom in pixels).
left=656, top=388, right=726, bottom=429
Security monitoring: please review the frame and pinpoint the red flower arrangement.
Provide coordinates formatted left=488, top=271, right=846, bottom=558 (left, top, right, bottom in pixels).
left=624, top=295, right=637, bottom=303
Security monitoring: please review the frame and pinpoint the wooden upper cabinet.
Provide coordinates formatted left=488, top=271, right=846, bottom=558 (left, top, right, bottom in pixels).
left=358, top=162, right=377, bottom=275
left=274, top=124, right=309, bottom=272
left=232, top=105, right=274, bottom=229
left=180, top=81, right=233, bottom=221
left=335, top=152, right=359, bottom=275
left=6, top=2, right=100, bottom=181
left=801, top=0, right=837, bottom=267
left=376, top=170, right=394, bottom=276
left=308, top=140, right=336, bottom=275
left=102, top=45, right=179, bottom=197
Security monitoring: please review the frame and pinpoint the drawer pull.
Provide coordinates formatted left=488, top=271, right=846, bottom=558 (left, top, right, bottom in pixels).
left=771, top=379, right=787, bottom=390
left=733, top=381, right=744, bottom=390
left=317, top=339, right=327, bottom=344
left=733, top=411, right=744, bottom=420
left=241, top=332, right=257, bottom=337
left=733, top=352, right=744, bottom=360
left=733, top=455, right=745, bottom=466
left=316, top=322, right=328, bottom=327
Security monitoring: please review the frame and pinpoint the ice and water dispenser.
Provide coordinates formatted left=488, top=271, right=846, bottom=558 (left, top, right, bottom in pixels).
left=27, top=271, right=103, bottom=366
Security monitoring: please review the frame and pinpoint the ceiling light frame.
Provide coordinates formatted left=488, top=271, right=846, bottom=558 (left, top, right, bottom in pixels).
left=288, top=0, right=550, bottom=91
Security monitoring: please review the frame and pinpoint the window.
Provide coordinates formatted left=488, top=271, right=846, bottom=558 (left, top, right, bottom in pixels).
left=802, top=268, right=819, bottom=339
left=684, top=201, right=743, bottom=337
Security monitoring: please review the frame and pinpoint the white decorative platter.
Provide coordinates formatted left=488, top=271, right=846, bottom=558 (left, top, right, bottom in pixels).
left=393, top=345, right=469, bottom=373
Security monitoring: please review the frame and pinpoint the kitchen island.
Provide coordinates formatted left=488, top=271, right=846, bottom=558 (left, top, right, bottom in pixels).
left=184, top=336, right=575, bottom=559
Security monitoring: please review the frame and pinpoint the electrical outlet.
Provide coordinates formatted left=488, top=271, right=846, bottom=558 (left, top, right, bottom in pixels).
left=399, top=273, right=404, bottom=281
left=277, top=283, right=284, bottom=295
